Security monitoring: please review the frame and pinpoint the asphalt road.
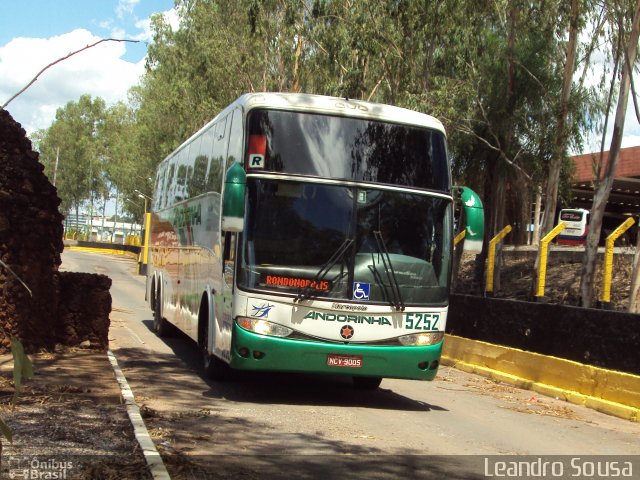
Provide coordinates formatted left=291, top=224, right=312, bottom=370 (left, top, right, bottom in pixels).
left=62, top=249, right=640, bottom=479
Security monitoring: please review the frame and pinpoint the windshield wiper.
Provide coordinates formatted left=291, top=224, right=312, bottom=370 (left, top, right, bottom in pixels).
left=294, top=238, right=354, bottom=303
left=373, top=231, right=405, bottom=311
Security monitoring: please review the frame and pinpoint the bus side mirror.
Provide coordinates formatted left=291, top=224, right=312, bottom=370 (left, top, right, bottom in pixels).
left=221, top=162, right=246, bottom=232
left=456, top=186, right=484, bottom=253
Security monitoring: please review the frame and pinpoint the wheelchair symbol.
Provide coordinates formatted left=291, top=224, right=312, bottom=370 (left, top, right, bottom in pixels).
left=353, top=282, right=370, bottom=300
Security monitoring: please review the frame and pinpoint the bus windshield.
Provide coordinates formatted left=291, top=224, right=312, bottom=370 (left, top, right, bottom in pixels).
left=246, top=109, right=450, bottom=191
left=238, top=178, right=452, bottom=306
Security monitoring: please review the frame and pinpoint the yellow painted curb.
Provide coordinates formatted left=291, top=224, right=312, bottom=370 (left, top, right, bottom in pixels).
left=441, top=334, right=640, bottom=422
left=66, top=245, right=138, bottom=259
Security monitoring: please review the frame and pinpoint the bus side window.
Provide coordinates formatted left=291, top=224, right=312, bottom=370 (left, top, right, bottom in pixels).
left=227, top=108, right=244, bottom=169
left=207, top=156, right=223, bottom=193
left=186, top=164, right=193, bottom=196
left=174, top=144, right=191, bottom=204
left=206, top=118, right=227, bottom=193
left=164, top=162, right=176, bottom=208
left=176, top=164, right=187, bottom=203
left=188, top=135, right=206, bottom=197
left=154, top=165, right=166, bottom=210
left=191, top=155, right=208, bottom=197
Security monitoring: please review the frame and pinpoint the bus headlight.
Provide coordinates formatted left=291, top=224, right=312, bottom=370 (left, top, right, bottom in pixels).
left=237, top=317, right=293, bottom=338
left=398, top=332, right=444, bottom=346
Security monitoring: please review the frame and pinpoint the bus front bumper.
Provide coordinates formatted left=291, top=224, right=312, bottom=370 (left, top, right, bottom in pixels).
left=230, top=324, right=443, bottom=380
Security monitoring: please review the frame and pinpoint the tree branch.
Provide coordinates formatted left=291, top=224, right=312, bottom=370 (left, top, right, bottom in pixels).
left=1, top=38, right=139, bottom=110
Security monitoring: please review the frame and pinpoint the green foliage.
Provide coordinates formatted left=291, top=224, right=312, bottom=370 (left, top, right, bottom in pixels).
left=29, top=0, right=621, bottom=245
left=101, top=102, right=152, bottom=221
left=38, top=95, right=107, bottom=216
left=11, top=336, right=33, bottom=404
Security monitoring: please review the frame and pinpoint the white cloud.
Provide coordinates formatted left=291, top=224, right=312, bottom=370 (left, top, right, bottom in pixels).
left=581, top=88, right=640, bottom=153
left=133, top=7, right=180, bottom=40
left=576, top=26, right=640, bottom=153
left=164, top=8, right=181, bottom=31
left=0, top=4, right=178, bottom=135
left=129, top=17, right=155, bottom=42
left=110, top=27, right=128, bottom=39
left=0, top=29, right=144, bottom=134
left=116, top=0, right=141, bottom=19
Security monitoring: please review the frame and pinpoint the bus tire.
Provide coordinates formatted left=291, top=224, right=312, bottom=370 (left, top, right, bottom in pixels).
left=200, top=299, right=234, bottom=381
left=203, top=351, right=234, bottom=381
left=153, top=287, right=171, bottom=337
left=352, top=376, right=382, bottom=390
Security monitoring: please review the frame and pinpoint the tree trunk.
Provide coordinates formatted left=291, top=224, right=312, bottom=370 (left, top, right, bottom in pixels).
left=512, top=169, right=530, bottom=245
left=474, top=153, right=498, bottom=291
left=532, top=186, right=542, bottom=245
left=532, top=0, right=580, bottom=295
left=580, top=1, right=640, bottom=308
left=540, top=0, right=580, bottom=237
left=629, top=231, right=640, bottom=312
left=493, top=174, right=506, bottom=292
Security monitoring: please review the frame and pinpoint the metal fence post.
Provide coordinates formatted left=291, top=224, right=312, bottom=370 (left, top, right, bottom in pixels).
left=600, top=217, right=635, bottom=308
left=486, top=225, right=512, bottom=295
left=535, top=222, right=566, bottom=299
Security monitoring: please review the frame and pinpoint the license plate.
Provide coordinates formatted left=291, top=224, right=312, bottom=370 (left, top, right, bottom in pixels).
left=327, top=354, right=363, bottom=368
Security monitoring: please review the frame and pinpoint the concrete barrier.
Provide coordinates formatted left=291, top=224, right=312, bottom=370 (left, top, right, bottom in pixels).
left=448, top=293, right=640, bottom=375
left=65, top=240, right=141, bottom=260
left=442, top=334, right=640, bottom=422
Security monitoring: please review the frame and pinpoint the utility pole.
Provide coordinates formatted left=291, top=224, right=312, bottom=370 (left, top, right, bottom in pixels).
left=112, top=189, right=119, bottom=243
left=53, top=147, right=59, bottom=186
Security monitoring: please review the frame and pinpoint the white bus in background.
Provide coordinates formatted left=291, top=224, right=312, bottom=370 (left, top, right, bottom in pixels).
left=557, top=208, right=589, bottom=246
left=146, top=93, right=481, bottom=389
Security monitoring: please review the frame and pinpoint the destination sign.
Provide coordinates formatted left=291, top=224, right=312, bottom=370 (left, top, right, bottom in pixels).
left=263, top=275, right=330, bottom=291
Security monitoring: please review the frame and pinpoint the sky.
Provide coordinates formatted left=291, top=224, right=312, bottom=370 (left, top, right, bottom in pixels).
left=0, top=0, right=177, bottom=135
left=1, top=2, right=638, bottom=153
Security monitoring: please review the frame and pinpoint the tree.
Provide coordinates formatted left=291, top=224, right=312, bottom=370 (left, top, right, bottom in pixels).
left=38, top=95, right=107, bottom=222
left=442, top=1, right=573, bottom=288
left=128, top=0, right=609, bottom=299
left=539, top=0, right=581, bottom=239
left=580, top=0, right=640, bottom=308
left=99, top=102, right=151, bottom=221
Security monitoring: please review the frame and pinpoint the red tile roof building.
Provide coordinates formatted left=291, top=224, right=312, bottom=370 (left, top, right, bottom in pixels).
left=570, top=146, right=640, bottom=215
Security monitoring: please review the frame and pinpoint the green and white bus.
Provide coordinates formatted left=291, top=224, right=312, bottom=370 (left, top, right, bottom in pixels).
left=147, top=93, right=476, bottom=389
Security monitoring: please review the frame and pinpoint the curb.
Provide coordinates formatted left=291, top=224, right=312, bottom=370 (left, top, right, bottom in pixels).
left=107, top=350, right=171, bottom=479
left=66, top=245, right=138, bottom=259
left=441, top=334, right=640, bottom=422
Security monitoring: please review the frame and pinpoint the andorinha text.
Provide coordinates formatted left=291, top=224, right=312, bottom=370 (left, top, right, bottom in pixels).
left=304, top=311, right=393, bottom=325
left=484, top=457, right=633, bottom=478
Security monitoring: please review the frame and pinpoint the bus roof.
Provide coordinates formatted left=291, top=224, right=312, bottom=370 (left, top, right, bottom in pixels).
left=238, top=92, right=444, bottom=130
left=169, top=92, right=446, bottom=162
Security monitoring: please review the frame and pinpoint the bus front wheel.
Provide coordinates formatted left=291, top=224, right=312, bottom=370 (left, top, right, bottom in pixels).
left=203, top=351, right=234, bottom=381
left=153, top=290, right=171, bottom=337
left=352, top=376, right=382, bottom=390
left=200, top=313, right=234, bottom=381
